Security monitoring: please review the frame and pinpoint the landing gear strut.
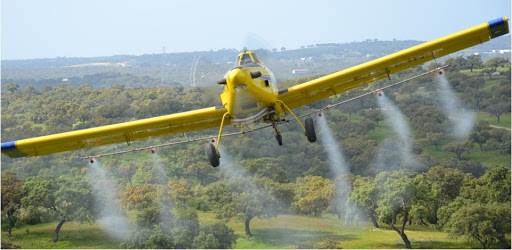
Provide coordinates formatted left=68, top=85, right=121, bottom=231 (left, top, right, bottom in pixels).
left=205, top=112, right=229, bottom=167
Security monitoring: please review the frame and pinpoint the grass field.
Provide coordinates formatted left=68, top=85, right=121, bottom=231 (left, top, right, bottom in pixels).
left=476, top=112, right=511, bottom=128
left=1, top=221, right=123, bottom=249
left=1, top=213, right=477, bottom=249
left=223, top=214, right=475, bottom=249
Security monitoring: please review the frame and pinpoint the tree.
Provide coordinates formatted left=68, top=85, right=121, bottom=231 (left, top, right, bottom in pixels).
left=205, top=177, right=277, bottom=237
left=122, top=206, right=211, bottom=249
left=242, top=158, right=289, bottom=183
left=459, top=166, right=511, bottom=204
left=374, top=171, right=423, bottom=249
left=437, top=197, right=473, bottom=228
left=350, top=176, right=380, bottom=228
left=484, top=57, right=508, bottom=72
left=461, top=77, right=485, bottom=92
left=1, top=172, right=24, bottom=237
left=445, top=203, right=511, bottom=248
left=445, top=56, right=469, bottom=72
left=363, top=109, right=384, bottom=126
left=446, top=72, right=470, bottom=89
left=157, top=180, right=192, bottom=208
left=21, top=175, right=97, bottom=243
left=292, top=176, right=335, bottom=217
left=471, top=89, right=491, bottom=112
left=192, top=222, right=238, bottom=249
left=466, top=54, right=483, bottom=72
left=459, top=174, right=488, bottom=203
left=469, top=121, right=491, bottom=151
left=421, top=166, right=465, bottom=224
left=410, top=106, right=447, bottom=138
left=484, top=165, right=511, bottom=204
left=481, top=68, right=495, bottom=79
left=442, top=140, right=473, bottom=161
left=186, top=162, right=215, bottom=185
left=117, top=163, right=137, bottom=185
left=120, top=184, right=157, bottom=210
left=341, top=134, right=377, bottom=175
left=4, top=83, right=20, bottom=93
left=426, top=166, right=465, bottom=201
left=485, top=101, right=510, bottom=123
left=398, top=82, right=419, bottom=94
left=426, top=132, right=444, bottom=150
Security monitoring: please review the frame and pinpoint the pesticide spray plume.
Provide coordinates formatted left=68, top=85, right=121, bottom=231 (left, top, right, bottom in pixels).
left=150, top=151, right=169, bottom=184
left=87, top=159, right=132, bottom=240
left=316, top=113, right=365, bottom=225
left=218, top=146, right=252, bottom=180
left=376, top=93, right=419, bottom=170
left=436, top=74, right=475, bottom=139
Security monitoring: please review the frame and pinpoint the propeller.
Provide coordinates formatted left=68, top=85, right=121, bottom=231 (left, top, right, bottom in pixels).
left=216, top=71, right=262, bottom=85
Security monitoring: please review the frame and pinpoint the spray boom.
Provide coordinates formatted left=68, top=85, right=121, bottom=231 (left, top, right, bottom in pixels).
left=298, top=64, right=452, bottom=119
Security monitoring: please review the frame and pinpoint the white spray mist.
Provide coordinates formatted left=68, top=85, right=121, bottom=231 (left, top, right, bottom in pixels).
left=151, top=152, right=168, bottom=185
left=437, top=74, right=475, bottom=139
left=88, top=160, right=133, bottom=240
left=317, top=114, right=364, bottom=225
left=376, top=94, right=418, bottom=168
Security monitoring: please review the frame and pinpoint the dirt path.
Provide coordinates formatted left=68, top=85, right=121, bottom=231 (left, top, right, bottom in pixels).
left=489, top=124, right=511, bottom=131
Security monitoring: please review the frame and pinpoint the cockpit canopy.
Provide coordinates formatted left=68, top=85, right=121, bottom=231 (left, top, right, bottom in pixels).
left=236, top=51, right=263, bottom=66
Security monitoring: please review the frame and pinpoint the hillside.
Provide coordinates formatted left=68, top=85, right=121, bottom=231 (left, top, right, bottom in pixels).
left=2, top=35, right=510, bottom=89
left=1, top=40, right=511, bottom=249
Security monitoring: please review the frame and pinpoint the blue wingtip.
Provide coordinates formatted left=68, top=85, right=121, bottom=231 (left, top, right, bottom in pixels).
left=2, top=141, right=16, bottom=150
left=1, top=141, right=27, bottom=158
left=488, top=17, right=509, bottom=39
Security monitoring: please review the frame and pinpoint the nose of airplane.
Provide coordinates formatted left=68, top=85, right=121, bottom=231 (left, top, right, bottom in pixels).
left=227, top=68, right=249, bottom=87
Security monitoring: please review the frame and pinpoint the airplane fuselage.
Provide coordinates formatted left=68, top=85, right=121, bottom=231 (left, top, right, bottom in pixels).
left=219, top=51, right=281, bottom=124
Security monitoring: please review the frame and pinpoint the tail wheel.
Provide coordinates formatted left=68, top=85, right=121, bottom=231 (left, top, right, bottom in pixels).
left=205, top=143, right=220, bottom=167
left=275, top=133, right=283, bottom=146
left=305, top=118, right=317, bottom=142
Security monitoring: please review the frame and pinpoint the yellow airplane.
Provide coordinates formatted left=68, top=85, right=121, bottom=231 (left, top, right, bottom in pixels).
left=1, top=17, right=509, bottom=167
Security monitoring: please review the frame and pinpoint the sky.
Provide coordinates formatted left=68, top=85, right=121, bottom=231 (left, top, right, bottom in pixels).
left=1, top=0, right=511, bottom=60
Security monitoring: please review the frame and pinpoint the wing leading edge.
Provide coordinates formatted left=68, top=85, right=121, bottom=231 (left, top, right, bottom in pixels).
left=2, top=106, right=230, bottom=158
left=279, top=17, right=509, bottom=110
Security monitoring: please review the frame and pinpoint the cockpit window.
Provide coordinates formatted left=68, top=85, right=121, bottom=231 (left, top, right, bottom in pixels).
left=252, top=54, right=262, bottom=64
left=237, top=52, right=263, bottom=66
left=240, top=54, right=253, bottom=65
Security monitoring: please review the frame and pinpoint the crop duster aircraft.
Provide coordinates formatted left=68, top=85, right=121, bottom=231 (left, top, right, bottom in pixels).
left=1, top=17, right=509, bottom=167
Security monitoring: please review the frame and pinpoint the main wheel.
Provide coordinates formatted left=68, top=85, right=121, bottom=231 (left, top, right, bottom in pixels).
left=205, top=143, right=220, bottom=167
left=305, top=118, right=317, bottom=142
left=275, top=133, right=283, bottom=146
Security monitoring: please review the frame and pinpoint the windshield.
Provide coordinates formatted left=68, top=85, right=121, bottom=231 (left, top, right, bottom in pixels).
left=237, top=52, right=263, bottom=66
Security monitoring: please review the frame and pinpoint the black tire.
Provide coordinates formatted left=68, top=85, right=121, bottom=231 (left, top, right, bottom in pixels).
left=275, top=133, right=283, bottom=146
left=205, top=143, right=220, bottom=167
left=305, top=118, right=317, bottom=142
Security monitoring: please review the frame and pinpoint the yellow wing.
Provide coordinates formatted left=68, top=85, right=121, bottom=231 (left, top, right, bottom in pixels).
left=1, top=106, right=230, bottom=158
left=279, top=17, right=509, bottom=110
